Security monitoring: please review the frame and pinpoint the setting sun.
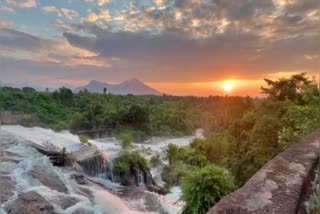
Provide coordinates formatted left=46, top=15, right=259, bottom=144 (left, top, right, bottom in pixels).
left=224, top=81, right=233, bottom=93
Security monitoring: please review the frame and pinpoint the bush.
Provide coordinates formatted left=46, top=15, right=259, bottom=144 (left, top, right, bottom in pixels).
left=150, top=153, right=161, bottom=167
left=114, top=151, right=149, bottom=184
left=162, top=162, right=189, bottom=190
left=305, top=170, right=320, bottom=214
left=120, top=132, right=134, bottom=149
left=181, top=165, right=235, bottom=214
left=79, top=135, right=92, bottom=146
left=163, top=143, right=180, bottom=165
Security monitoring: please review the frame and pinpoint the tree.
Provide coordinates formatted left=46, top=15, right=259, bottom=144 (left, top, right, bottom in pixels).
left=182, top=165, right=235, bottom=214
left=261, top=73, right=312, bottom=104
left=120, top=132, right=133, bottom=149
left=53, top=87, right=73, bottom=105
left=163, top=143, right=179, bottom=165
left=22, top=87, right=36, bottom=93
left=103, top=87, right=107, bottom=94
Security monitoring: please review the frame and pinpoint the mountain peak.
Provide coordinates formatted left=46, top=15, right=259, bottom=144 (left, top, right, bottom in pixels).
left=75, top=78, right=162, bottom=95
left=88, top=80, right=104, bottom=85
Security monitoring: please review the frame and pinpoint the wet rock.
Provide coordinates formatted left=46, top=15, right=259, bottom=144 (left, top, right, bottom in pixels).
left=59, top=197, right=79, bottom=209
left=34, top=146, right=66, bottom=166
left=77, top=153, right=106, bottom=176
left=0, top=175, right=15, bottom=204
left=146, top=185, right=167, bottom=195
left=5, top=191, right=55, bottom=214
left=29, top=168, right=68, bottom=193
left=70, top=173, right=88, bottom=185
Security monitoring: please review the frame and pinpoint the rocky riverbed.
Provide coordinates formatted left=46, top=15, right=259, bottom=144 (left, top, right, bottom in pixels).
left=0, top=126, right=203, bottom=214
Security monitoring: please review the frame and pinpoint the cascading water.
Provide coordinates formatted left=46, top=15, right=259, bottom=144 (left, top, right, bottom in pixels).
left=106, top=159, right=115, bottom=182
left=2, top=125, right=204, bottom=214
left=77, top=153, right=107, bottom=176
left=136, top=169, right=145, bottom=187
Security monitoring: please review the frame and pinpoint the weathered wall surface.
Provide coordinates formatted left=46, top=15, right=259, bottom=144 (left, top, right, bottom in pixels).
left=0, top=111, right=38, bottom=125
left=208, top=131, right=320, bottom=214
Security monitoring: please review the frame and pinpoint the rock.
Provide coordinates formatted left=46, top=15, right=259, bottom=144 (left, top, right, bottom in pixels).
left=146, top=185, right=167, bottom=195
left=0, top=175, right=15, bottom=204
left=29, top=168, right=68, bottom=193
left=5, top=191, right=55, bottom=214
left=208, top=131, right=320, bottom=214
left=59, top=197, right=79, bottom=209
left=34, top=146, right=66, bottom=166
left=70, top=173, right=88, bottom=185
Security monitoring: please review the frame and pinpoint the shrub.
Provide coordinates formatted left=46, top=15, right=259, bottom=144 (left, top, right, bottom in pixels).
left=79, top=135, right=92, bottom=146
left=162, top=162, right=189, bottom=190
left=163, top=143, right=180, bottom=165
left=120, top=132, right=134, bottom=149
left=181, top=165, right=235, bottom=214
left=150, top=153, right=161, bottom=167
left=114, top=151, right=149, bottom=184
left=305, top=170, right=320, bottom=214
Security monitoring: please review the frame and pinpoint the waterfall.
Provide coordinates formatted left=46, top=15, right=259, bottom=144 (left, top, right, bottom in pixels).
left=136, top=169, right=145, bottom=187
left=77, top=154, right=107, bottom=176
left=145, top=171, right=154, bottom=186
left=105, top=159, right=115, bottom=182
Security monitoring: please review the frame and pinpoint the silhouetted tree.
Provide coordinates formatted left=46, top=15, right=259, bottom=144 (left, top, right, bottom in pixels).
left=261, top=73, right=312, bottom=104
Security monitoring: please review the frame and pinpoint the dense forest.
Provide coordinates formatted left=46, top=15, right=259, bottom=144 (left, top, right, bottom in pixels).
left=0, top=73, right=319, bottom=214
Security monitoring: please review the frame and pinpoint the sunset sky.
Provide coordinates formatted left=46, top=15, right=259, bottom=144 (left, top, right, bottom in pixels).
left=0, top=0, right=319, bottom=96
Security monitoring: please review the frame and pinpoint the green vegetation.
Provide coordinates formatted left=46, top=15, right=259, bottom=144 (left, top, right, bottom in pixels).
left=149, top=152, right=161, bottom=167
left=120, top=131, right=134, bottom=149
left=0, top=86, right=253, bottom=136
left=306, top=170, right=320, bottom=214
left=181, top=165, right=235, bottom=214
left=158, top=73, right=320, bottom=213
left=114, top=151, right=149, bottom=185
left=79, top=135, right=93, bottom=146
left=0, top=73, right=319, bottom=213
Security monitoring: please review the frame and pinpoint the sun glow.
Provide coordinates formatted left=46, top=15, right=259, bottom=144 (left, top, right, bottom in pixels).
left=224, top=81, right=233, bottom=93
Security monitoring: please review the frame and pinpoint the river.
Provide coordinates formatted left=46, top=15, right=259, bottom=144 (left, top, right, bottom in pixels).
left=0, top=125, right=204, bottom=214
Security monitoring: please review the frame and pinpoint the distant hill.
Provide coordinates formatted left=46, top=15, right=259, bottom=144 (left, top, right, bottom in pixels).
left=75, top=78, right=162, bottom=95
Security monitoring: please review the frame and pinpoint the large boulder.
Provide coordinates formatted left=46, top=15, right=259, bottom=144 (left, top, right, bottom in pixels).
left=207, top=131, right=320, bottom=214
left=0, top=175, right=15, bottom=204
left=29, top=168, right=68, bottom=193
left=5, top=191, right=55, bottom=214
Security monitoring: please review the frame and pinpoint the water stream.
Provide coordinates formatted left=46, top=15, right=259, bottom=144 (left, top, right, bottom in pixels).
left=0, top=125, right=204, bottom=214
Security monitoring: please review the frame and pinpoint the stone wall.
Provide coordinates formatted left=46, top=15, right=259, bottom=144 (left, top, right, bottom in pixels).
left=208, top=131, right=320, bottom=214
left=0, top=111, right=38, bottom=125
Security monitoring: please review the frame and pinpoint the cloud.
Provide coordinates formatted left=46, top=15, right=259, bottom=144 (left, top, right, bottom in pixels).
left=0, top=27, right=108, bottom=68
left=1, top=0, right=320, bottom=90
left=83, top=0, right=112, bottom=6
left=5, top=0, right=37, bottom=8
left=0, top=21, right=12, bottom=28
left=42, top=6, right=78, bottom=20
left=0, top=6, right=15, bottom=13
left=97, top=0, right=112, bottom=6
left=84, top=10, right=112, bottom=23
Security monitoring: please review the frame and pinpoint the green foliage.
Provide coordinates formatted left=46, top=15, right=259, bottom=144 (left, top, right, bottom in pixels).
left=261, top=73, right=315, bottom=104
left=120, top=132, right=134, bottom=149
left=305, top=170, right=320, bottom=214
left=0, top=87, right=253, bottom=137
left=163, top=143, right=180, bottom=165
left=79, top=135, right=92, bottom=146
left=162, top=162, right=190, bottom=190
left=114, top=151, right=149, bottom=184
left=150, top=153, right=161, bottom=167
left=181, top=165, right=235, bottom=214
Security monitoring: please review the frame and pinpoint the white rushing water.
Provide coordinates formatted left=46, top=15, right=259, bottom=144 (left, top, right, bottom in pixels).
left=1, top=125, right=204, bottom=214
left=0, top=134, right=153, bottom=213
